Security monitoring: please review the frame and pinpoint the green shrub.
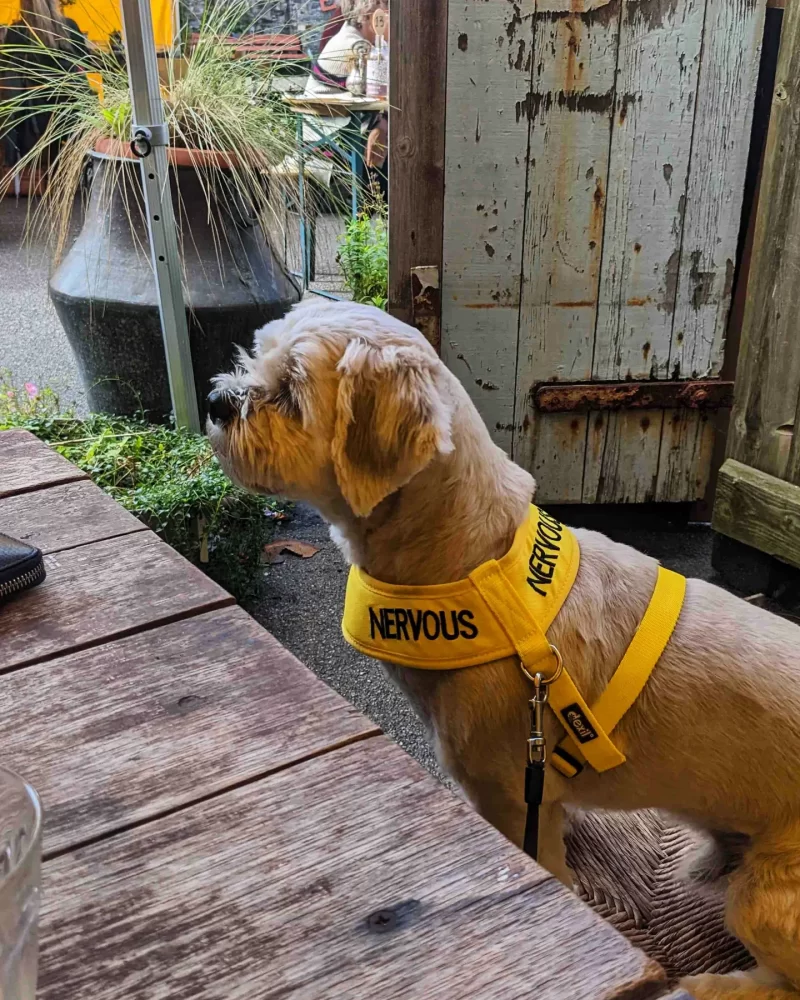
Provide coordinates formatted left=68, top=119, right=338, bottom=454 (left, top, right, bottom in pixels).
left=337, top=197, right=389, bottom=309
left=0, top=374, right=285, bottom=603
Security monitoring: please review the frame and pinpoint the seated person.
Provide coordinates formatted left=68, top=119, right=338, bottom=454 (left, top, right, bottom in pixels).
left=304, top=0, right=388, bottom=199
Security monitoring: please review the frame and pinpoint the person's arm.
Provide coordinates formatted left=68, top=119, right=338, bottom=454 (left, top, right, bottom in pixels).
left=365, top=114, right=388, bottom=169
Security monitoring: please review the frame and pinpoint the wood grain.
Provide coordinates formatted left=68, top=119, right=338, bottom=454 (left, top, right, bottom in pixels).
left=440, top=1, right=534, bottom=453
left=0, top=479, right=146, bottom=554
left=715, top=0, right=800, bottom=484
left=712, top=458, right=800, bottom=569
left=0, top=429, right=88, bottom=498
left=0, top=531, right=233, bottom=672
left=672, top=0, right=765, bottom=379
left=594, top=0, right=704, bottom=383
left=515, top=0, right=622, bottom=501
left=388, top=0, right=448, bottom=338
left=39, top=738, right=666, bottom=1000
left=0, top=607, right=377, bottom=855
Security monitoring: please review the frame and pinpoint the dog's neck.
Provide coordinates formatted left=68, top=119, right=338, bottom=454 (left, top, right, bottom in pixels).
left=324, top=401, right=535, bottom=586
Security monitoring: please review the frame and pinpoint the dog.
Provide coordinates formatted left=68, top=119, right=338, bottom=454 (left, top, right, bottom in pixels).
left=208, top=300, right=800, bottom=1000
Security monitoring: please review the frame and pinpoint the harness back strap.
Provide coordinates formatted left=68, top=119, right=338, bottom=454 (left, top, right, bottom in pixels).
left=551, top=566, right=686, bottom=778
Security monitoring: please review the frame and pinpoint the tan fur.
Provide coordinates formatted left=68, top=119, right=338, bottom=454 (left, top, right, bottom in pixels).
left=210, top=302, right=800, bottom=995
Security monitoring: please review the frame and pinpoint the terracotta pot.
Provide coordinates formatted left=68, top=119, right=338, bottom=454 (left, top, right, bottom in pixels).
left=1, top=167, right=47, bottom=198
left=49, top=149, right=300, bottom=420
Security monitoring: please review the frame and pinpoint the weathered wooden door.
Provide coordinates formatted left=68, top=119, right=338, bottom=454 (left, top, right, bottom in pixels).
left=391, top=0, right=766, bottom=504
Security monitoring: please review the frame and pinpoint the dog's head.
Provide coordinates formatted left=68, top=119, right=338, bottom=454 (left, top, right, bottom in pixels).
left=207, top=301, right=455, bottom=517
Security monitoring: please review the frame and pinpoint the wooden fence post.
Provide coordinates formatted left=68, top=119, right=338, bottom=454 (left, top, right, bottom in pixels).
left=713, top=0, right=800, bottom=572
left=387, top=0, right=448, bottom=351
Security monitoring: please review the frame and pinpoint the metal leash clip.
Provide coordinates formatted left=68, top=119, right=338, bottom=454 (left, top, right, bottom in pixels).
left=522, top=645, right=563, bottom=861
left=527, top=672, right=549, bottom=766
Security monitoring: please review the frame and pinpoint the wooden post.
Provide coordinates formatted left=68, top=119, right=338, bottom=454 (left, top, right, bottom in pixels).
left=387, top=0, right=448, bottom=350
left=713, top=0, right=800, bottom=568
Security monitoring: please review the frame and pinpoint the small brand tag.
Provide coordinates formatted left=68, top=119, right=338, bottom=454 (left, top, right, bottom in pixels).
left=561, top=704, right=598, bottom=744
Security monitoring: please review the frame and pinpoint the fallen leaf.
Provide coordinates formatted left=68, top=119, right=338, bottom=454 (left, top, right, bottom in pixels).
left=263, top=540, right=320, bottom=564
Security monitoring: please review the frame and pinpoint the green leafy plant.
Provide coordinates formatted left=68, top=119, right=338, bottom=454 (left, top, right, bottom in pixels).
left=0, top=0, right=336, bottom=260
left=337, top=195, right=388, bottom=309
left=0, top=373, right=285, bottom=602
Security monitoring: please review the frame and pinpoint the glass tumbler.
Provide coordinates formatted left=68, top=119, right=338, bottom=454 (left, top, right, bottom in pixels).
left=0, top=769, right=42, bottom=1000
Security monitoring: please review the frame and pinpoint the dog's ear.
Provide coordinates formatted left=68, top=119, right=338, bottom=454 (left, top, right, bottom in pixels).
left=332, top=340, right=453, bottom=517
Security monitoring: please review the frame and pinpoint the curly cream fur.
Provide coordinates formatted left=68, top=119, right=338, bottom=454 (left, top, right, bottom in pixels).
left=210, top=302, right=800, bottom=995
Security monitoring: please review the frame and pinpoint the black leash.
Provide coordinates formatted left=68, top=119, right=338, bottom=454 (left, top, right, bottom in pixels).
left=523, top=672, right=549, bottom=860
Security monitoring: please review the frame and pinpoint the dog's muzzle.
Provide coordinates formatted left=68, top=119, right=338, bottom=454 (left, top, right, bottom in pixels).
left=207, top=389, right=237, bottom=425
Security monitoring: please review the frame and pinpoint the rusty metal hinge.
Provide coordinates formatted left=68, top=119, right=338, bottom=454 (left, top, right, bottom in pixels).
left=533, top=380, right=734, bottom=413
left=411, top=265, right=441, bottom=353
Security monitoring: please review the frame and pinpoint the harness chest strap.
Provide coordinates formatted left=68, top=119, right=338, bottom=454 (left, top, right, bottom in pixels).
left=342, top=504, right=686, bottom=778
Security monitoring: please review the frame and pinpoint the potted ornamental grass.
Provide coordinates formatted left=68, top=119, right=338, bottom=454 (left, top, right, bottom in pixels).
left=0, top=0, right=312, bottom=419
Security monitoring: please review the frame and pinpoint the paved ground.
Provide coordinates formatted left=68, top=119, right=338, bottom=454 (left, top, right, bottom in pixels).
left=0, top=199, right=86, bottom=410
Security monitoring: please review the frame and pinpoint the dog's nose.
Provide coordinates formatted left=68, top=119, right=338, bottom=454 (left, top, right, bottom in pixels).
left=207, top=389, right=236, bottom=425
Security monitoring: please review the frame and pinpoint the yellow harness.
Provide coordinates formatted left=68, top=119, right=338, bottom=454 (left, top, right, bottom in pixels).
left=343, top=504, right=686, bottom=780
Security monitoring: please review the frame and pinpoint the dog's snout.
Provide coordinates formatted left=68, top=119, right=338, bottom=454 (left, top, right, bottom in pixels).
left=208, top=389, right=236, bottom=425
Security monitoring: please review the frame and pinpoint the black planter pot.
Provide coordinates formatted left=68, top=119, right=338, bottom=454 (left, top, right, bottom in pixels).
left=49, top=151, right=301, bottom=419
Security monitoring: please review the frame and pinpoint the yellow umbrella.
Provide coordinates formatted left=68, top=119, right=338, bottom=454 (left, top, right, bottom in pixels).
left=0, top=0, right=177, bottom=49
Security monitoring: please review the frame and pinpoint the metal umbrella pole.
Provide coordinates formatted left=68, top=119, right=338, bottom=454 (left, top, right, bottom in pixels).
left=119, top=0, right=201, bottom=432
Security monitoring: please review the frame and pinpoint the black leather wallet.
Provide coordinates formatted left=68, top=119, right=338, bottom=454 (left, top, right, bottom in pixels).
left=0, top=533, right=46, bottom=603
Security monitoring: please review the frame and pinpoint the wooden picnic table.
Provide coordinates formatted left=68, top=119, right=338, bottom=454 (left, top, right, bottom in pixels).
left=0, top=429, right=692, bottom=999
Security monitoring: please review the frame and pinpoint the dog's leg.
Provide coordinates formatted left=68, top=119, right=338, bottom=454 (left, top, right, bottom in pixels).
left=680, top=970, right=799, bottom=1000
left=683, top=824, right=800, bottom=999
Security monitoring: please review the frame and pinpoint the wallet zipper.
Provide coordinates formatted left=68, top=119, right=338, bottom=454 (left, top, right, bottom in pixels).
left=0, top=562, right=46, bottom=599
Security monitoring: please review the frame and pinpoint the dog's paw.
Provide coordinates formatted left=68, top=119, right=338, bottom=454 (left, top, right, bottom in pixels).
left=680, top=972, right=799, bottom=1000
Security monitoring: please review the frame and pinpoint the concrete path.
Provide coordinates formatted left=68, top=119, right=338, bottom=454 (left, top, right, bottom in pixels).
left=0, top=199, right=86, bottom=410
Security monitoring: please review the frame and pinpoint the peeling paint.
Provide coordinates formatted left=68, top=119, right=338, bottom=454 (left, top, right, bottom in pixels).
left=458, top=32, right=468, bottom=51
left=663, top=247, right=680, bottom=314
left=476, top=379, right=500, bottom=391
left=485, top=243, right=496, bottom=257
left=689, top=250, right=715, bottom=310
left=516, top=88, right=615, bottom=123
left=723, top=257, right=735, bottom=299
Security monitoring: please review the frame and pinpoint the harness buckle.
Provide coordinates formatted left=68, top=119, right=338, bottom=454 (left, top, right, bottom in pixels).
left=520, top=644, right=564, bottom=687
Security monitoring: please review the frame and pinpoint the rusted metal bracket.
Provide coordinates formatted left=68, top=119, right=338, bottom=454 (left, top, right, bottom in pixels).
left=533, top=380, right=735, bottom=413
left=411, top=265, right=441, bottom=353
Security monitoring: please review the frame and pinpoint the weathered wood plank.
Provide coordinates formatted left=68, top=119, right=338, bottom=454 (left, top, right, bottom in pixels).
left=672, top=0, right=765, bottom=379
left=725, top=0, right=800, bottom=484
left=0, top=429, right=88, bottom=498
left=0, top=531, right=233, bottom=672
left=582, top=409, right=665, bottom=503
left=712, top=458, right=800, bottom=569
left=388, top=0, right=448, bottom=341
left=515, top=0, right=622, bottom=501
left=654, top=409, right=715, bottom=501
left=39, top=738, right=666, bottom=1000
left=0, top=479, right=146, bottom=554
left=0, top=607, right=377, bottom=855
left=440, top=1, right=534, bottom=452
left=584, top=0, right=706, bottom=503
left=594, top=0, right=705, bottom=382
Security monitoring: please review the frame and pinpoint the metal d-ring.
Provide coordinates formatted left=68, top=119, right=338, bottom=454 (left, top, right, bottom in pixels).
left=520, top=644, right=564, bottom=687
